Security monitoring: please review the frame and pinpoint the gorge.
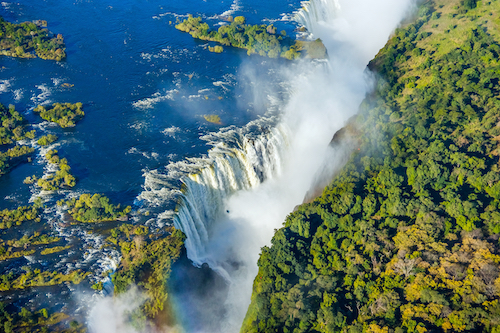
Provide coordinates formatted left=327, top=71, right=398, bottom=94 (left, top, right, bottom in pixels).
left=3, top=0, right=500, bottom=332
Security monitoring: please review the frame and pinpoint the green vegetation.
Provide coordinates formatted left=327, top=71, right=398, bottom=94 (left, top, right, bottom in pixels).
left=175, top=15, right=326, bottom=59
left=0, top=103, right=33, bottom=145
left=0, top=231, right=61, bottom=261
left=0, top=267, right=89, bottom=291
left=0, top=248, right=35, bottom=261
left=0, top=203, right=41, bottom=229
left=0, top=103, right=35, bottom=176
left=3, top=231, right=59, bottom=247
left=9, top=232, right=60, bottom=247
left=25, top=149, right=76, bottom=190
left=40, top=245, right=71, bottom=255
left=0, top=16, right=66, bottom=61
left=242, top=1, right=500, bottom=332
left=203, top=114, right=222, bottom=124
left=111, top=225, right=185, bottom=324
left=59, top=193, right=131, bottom=223
left=208, top=44, right=224, bottom=53
left=37, top=134, right=58, bottom=146
left=0, top=303, right=84, bottom=333
left=0, top=145, right=35, bottom=176
left=33, top=102, right=84, bottom=128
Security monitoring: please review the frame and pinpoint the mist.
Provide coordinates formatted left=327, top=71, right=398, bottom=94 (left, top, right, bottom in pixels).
left=87, top=0, right=413, bottom=332
left=191, top=0, right=414, bottom=331
left=88, top=287, right=147, bottom=333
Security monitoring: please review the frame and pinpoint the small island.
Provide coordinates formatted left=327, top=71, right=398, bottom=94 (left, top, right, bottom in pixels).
left=0, top=16, right=66, bottom=61
left=33, top=102, right=84, bottom=128
left=0, top=203, right=41, bottom=230
left=24, top=149, right=77, bottom=190
left=58, top=193, right=131, bottom=223
left=0, top=103, right=35, bottom=176
left=175, top=15, right=326, bottom=59
left=203, top=114, right=222, bottom=124
left=37, top=134, right=58, bottom=146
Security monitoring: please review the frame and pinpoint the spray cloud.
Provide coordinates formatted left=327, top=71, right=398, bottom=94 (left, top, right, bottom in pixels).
left=180, top=0, right=414, bottom=331
left=88, top=0, right=413, bottom=331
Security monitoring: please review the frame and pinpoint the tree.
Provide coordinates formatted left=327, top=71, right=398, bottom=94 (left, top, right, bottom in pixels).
left=234, top=16, right=246, bottom=25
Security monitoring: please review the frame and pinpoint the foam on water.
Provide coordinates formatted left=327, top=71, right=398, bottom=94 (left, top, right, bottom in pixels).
left=294, top=0, right=340, bottom=37
left=13, top=88, right=24, bottom=101
left=132, top=89, right=178, bottom=110
left=51, top=77, right=65, bottom=86
left=30, top=84, right=53, bottom=105
left=152, top=11, right=190, bottom=20
left=0, top=79, right=11, bottom=93
left=221, top=0, right=242, bottom=17
left=161, top=126, right=181, bottom=138
left=127, top=147, right=160, bottom=160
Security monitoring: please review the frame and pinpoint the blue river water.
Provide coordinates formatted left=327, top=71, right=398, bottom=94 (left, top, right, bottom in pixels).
left=0, top=0, right=307, bottom=327
left=0, top=0, right=301, bottom=208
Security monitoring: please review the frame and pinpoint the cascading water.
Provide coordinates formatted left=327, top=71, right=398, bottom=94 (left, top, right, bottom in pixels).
left=137, top=114, right=289, bottom=241
left=135, top=0, right=413, bottom=331
left=173, top=123, right=288, bottom=275
left=294, top=0, right=340, bottom=37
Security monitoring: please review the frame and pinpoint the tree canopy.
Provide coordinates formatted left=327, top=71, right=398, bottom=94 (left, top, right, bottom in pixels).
left=242, top=0, right=500, bottom=332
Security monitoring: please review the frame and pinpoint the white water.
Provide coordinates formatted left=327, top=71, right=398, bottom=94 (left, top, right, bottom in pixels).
left=138, top=115, right=286, bottom=222
left=173, top=123, right=288, bottom=277
left=107, top=0, right=414, bottom=332
left=295, top=0, right=340, bottom=38
left=174, top=0, right=413, bottom=331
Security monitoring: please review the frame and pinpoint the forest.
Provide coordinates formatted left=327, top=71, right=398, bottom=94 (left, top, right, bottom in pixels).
left=33, top=103, right=84, bottom=128
left=175, top=15, right=326, bottom=59
left=24, top=149, right=77, bottom=191
left=58, top=193, right=132, bottom=223
left=0, top=103, right=35, bottom=176
left=4, top=0, right=500, bottom=331
left=0, top=16, right=66, bottom=61
left=242, top=0, right=500, bottom=332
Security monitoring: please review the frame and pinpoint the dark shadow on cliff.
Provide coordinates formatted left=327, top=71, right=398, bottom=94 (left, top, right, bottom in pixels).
left=168, top=246, right=229, bottom=333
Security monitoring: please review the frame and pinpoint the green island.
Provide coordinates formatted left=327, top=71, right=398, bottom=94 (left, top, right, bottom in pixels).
left=0, top=303, right=84, bottom=333
left=40, top=245, right=72, bottom=256
left=0, top=232, right=61, bottom=261
left=58, top=193, right=132, bottom=223
left=0, top=145, right=35, bottom=177
left=203, top=114, right=222, bottom=124
left=33, top=102, right=84, bottom=128
left=0, top=203, right=41, bottom=230
left=175, top=15, right=326, bottom=59
left=24, top=149, right=77, bottom=191
left=0, top=268, right=89, bottom=292
left=37, top=134, right=58, bottom=146
left=242, top=0, right=500, bottom=332
left=8, top=231, right=60, bottom=247
left=208, top=45, right=224, bottom=53
left=0, top=103, right=36, bottom=176
left=0, top=15, right=66, bottom=61
left=0, top=248, right=35, bottom=261
left=110, top=225, right=185, bottom=327
left=0, top=103, right=34, bottom=145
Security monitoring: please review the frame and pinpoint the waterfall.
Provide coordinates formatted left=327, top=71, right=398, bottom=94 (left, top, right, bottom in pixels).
left=137, top=116, right=289, bottom=264
left=294, top=0, right=340, bottom=37
left=136, top=0, right=413, bottom=332
left=173, top=123, right=288, bottom=273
